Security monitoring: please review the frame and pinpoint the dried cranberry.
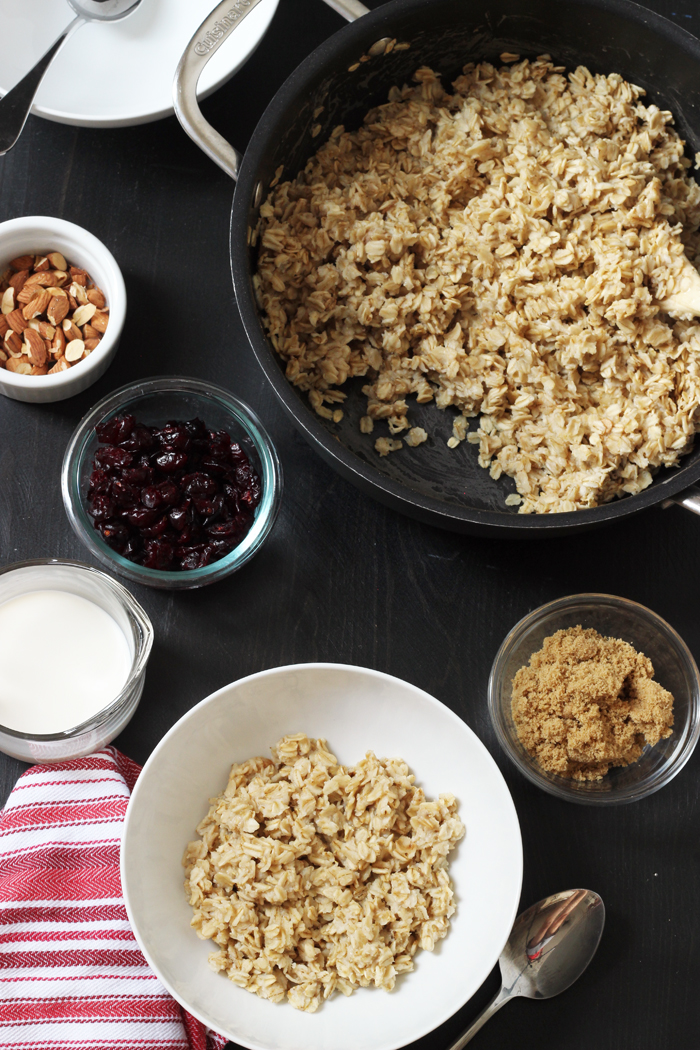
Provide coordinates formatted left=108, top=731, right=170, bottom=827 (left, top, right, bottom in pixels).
left=111, top=479, right=142, bottom=506
left=96, top=414, right=136, bottom=445
left=98, top=521, right=129, bottom=552
left=229, top=442, right=247, bottom=463
left=122, top=465, right=154, bottom=486
left=142, top=481, right=179, bottom=509
left=181, top=472, right=217, bottom=497
left=206, top=519, right=245, bottom=539
left=89, top=495, right=115, bottom=523
left=142, top=539, right=175, bottom=570
left=124, top=506, right=160, bottom=528
left=155, top=422, right=191, bottom=450
left=88, top=469, right=112, bottom=497
left=168, top=503, right=192, bottom=531
left=94, top=446, right=133, bottom=472
left=119, top=426, right=155, bottom=453
left=154, top=450, right=188, bottom=473
left=140, top=515, right=170, bottom=538
left=184, top=418, right=207, bottom=437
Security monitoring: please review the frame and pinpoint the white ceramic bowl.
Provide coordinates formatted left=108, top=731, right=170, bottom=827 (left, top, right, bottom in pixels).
left=122, top=663, right=523, bottom=1050
left=0, top=215, right=126, bottom=402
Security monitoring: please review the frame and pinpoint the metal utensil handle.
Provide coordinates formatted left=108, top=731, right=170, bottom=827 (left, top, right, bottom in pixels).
left=445, top=985, right=511, bottom=1050
left=665, top=484, right=700, bottom=516
left=173, top=0, right=369, bottom=181
left=0, top=17, right=81, bottom=156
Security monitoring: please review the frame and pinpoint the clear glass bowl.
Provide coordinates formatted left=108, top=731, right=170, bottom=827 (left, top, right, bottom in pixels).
left=488, top=594, right=700, bottom=805
left=61, top=377, right=282, bottom=590
left=0, top=559, right=153, bottom=763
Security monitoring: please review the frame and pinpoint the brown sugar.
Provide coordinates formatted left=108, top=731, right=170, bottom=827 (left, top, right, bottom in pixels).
left=511, top=626, right=674, bottom=781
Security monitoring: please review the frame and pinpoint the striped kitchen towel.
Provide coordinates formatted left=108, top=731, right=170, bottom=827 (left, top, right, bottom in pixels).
left=0, top=746, right=228, bottom=1050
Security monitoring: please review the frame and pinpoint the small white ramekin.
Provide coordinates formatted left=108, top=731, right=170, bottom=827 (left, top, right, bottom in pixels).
left=0, top=215, right=126, bottom=403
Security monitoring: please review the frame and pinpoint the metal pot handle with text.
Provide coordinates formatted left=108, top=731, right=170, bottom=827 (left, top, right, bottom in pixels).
left=173, top=0, right=369, bottom=181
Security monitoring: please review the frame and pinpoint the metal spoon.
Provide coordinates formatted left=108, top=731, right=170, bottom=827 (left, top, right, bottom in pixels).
left=0, top=0, right=142, bottom=156
left=448, top=888, right=605, bottom=1048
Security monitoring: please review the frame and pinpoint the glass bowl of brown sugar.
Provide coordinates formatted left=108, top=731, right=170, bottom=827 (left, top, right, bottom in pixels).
left=488, top=594, right=700, bottom=805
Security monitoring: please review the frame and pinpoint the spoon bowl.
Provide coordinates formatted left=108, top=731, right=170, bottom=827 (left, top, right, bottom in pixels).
left=449, top=889, right=605, bottom=1048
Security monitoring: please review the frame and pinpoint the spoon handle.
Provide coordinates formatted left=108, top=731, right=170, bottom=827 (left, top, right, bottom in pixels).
left=0, top=17, right=81, bottom=156
left=446, top=985, right=511, bottom=1050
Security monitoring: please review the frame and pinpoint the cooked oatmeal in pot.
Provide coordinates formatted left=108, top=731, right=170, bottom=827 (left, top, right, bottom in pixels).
left=254, top=56, right=700, bottom=513
left=183, top=733, right=464, bottom=1012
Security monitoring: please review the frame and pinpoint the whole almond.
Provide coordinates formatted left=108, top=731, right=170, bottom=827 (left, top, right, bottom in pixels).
left=62, top=319, right=82, bottom=342
left=27, top=320, right=41, bottom=332
left=48, top=357, right=69, bottom=374
left=47, top=252, right=67, bottom=271
left=0, top=315, right=7, bottom=337
left=9, top=269, right=29, bottom=293
left=1, top=287, right=13, bottom=315
left=24, top=272, right=55, bottom=288
left=30, top=365, right=49, bottom=376
left=0, top=348, right=7, bottom=362
left=10, top=255, right=34, bottom=271
left=34, top=256, right=50, bottom=272
left=17, top=286, right=38, bottom=305
left=22, top=289, right=50, bottom=320
left=65, top=339, right=85, bottom=362
left=38, top=322, right=55, bottom=340
left=51, top=327, right=66, bottom=355
left=91, top=311, right=109, bottom=334
left=24, top=329, right=47, bottom=367
left=70, top=282, right=88, bottom=305
left=83, top=324, right=100, bottom=340
left=4, top=330, right=22, bottom=356
left=47, top=296, right=69, bottom=326
left=7, top=309, right=27, bottom=334
left=86, top=288, right=106, bottom=309
left=84, top=338, right=101, bottom=353
left=73, top=303, right=96, bottom=327
left=50, top=270, right=69, bottom=286
left=5, top=357, right=32, bottom=375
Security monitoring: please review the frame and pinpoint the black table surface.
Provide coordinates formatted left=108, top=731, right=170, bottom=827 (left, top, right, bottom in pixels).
left=1, top=0, right=700, bottom=1047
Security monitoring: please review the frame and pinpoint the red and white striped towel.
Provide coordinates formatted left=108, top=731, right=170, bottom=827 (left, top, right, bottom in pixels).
left=0, top=746, right=229, bottom=1050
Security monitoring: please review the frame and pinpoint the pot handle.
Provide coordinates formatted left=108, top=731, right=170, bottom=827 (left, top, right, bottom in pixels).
left=173, top=0, right=370, bottom=181
left=664, top=484, right=700, bottom=515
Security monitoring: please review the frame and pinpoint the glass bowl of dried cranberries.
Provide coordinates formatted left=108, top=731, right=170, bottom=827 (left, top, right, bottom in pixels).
left=61, top=377, right=282, bottom=589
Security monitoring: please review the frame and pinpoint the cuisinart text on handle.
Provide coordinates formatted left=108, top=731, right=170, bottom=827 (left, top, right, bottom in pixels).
left=194, top=0, right=253, bottom=56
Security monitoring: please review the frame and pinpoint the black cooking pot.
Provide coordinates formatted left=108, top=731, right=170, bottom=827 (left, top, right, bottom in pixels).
left=174, top=0, right=700, bottom=536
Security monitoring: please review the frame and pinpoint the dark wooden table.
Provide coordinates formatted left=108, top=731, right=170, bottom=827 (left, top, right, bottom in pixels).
left=1, top=0, right=699, bottom=1047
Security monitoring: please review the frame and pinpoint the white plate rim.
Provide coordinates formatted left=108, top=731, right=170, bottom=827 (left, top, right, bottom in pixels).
left=0, top=0, right=280, bottom=128
left=121, top=662, right=523, bottom=1050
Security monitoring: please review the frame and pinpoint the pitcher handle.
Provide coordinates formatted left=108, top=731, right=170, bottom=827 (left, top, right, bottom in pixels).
left=173, top=0, right=369, bottom=181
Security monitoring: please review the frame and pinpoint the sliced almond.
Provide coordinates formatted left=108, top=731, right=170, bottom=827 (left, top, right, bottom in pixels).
left=30, top=365, right=48, bottom=376
left=86, top=287, right=106, bottom=309
left=47, top=296, right=69, bottom=326
left=17, top=285, right=38, bottom=305
left=51, top=327, right=66, bottom=355
left=47, top=252, right=67, bottom=271
left=8, top=269, right=29, bottom=293
left=33, top=256, right=49, bottom=272
left=38, top=322, right=55, bottom=340
left=91, top=311, right=109, bottom=334
left=48, top=356, right=69, bottom=374
left=50, top=270, right=68, bottom=286
left=73, top=302, right=96, bottom=327
left=6, top=309, right=27, bottom=334
left=62, top=319, right=82, bottom=342
left=22, top=289, right=50, bottom=320
left=84, top=337, right=101, bottom=353
left=64, top=338, right=85, bottom=362
left=0, top=348, right=7, bottom=362
left=67, top=292, right=78, bottom=311
left=1, top=287, right=14, bottom=315
left=24, top=329, right=47, bottom=367
left=27, top=320, right=41, bottom=332
left=10, top=255, right=34, bottom=271
left=5, top=357, right=32, bottom=375
left=45, top=286, right=67, bottom=298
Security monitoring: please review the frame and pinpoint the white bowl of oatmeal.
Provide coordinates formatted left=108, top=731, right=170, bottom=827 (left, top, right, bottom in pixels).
left=121, top=663, right=522, bottom=1050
